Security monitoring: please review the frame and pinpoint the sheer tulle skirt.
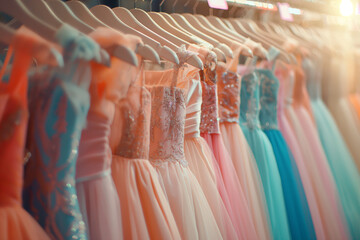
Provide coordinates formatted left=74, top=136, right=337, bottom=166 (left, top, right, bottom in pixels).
left=220, top=122, right=271, bottom=240
left=311, top=99, right=360, bottom=239
left=286, top=105, right=350, bottom=240
left=0, top=207, right=50, bottom=240
left=264, top=129, right=316, bottom=240
left=201, top=132, right=258, bottom=240
left=240, top=126, right=291, bottom=240
left=184, top=136, right=238, bottom=240
left=111, top=156, right=181, bottom=240
left=151, top=160, right=223, bottom=240
left=279, top=110, right=326, bottom=240
left=76, top=174, right=123, bottom=240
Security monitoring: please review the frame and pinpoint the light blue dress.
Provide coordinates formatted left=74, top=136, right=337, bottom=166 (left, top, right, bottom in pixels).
left=239, top=60, right=291, bottom=240
left=23, top=24, right=104, bottom=240
left=304, top=57, right=360, bottom=240
left=257, top=57, right=316, bottom=240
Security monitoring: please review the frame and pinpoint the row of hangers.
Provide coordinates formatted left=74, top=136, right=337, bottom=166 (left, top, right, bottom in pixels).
left=0, top=0, right=330, bottom=70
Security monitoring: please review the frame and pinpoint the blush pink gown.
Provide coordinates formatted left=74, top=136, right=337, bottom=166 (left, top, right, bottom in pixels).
left=219, top=44, right=271, bottom=240
left=198, top=49, right=258, bottom=240
left=286, top=64, right=349, bottom=240
left=0, top=27, right=51, bottom=240
left=144, top=58, right=223, bottom=240
left=109, top=61, right=181, bottom=240
left=276, top=63, right=326, bottom=240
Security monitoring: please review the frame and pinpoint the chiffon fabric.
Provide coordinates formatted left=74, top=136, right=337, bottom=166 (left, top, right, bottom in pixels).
left=239, top=64, right=291, bottom=240
left=75, top=28, right=140, bottom=240
left=286, top=63, right=349, bottom=240
left=219, top=43, right=271, bottom=240
left=257, top=61, right=316, bottom=240
left=322, top=54, right=360, bottom=170
left=144, top=56, right=223, bottom=240
left=0, top=27, right=51, bottom=240
left=303, top=57, right=360, bottom=240
left=109, top=59, right=181, bottom=239
left=23, top=24, right=105, bottom=240
left=199, top=49, right=258, bottom=239
left=179, top=45, right=237, bottom=240
left=276, top=63, right=326, bottom=240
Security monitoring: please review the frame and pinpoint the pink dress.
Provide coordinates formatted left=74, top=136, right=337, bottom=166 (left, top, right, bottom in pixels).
left=276, top=63, right=326, bottom=240
left=219, top=44, right=271, bottom=240
left=144, top=59, right=223, bottom=240
left=0, top=27, right=51, bottom=240
left=199, top=49, right=258, bottom=240
left=109, top=61, right=181, bottom=240
left=286, top=64, right=349, bottom=240
left=75, top=28, right=135, bottom=240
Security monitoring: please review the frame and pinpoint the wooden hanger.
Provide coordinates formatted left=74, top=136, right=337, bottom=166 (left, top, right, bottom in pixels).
left=90, top=5, right=160, bottom=64
left=171, top=13, right=233, bottom=58
left=0, top=0, right=57, bottom=42
left=65, top=1, right=139, bottom=66
left=130, top=8, right=203, bottom=69
left=112, top=7, right=179, bottom=64
left=44, top=0, right=94, bottom=34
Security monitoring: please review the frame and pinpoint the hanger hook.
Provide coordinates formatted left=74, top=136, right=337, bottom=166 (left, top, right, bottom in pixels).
left=150, top=0, right=153, bottom=11
left=192, top=0, right=199, bottom=14
left=160, top=0, right=166, bottom=11
left=172, top=0, right=178, bottom=13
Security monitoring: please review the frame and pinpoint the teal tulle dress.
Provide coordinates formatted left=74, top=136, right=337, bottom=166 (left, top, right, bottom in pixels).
left=304, top=57, right=360, bottom=240
left=239, top=59, right=291, bottom=240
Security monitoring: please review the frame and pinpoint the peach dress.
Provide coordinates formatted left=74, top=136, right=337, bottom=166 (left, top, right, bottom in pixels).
left=144, top=54, right=223, bottom=240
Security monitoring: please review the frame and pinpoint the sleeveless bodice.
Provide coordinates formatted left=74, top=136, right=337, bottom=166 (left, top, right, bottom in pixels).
left=111, top=85, right=151, bottom=160
left=303, top=58, right=321, bottom=100
left=291, top=66, right=306, bottom=105
left=239, top=71, right=261, bottom=129
left=148, top=86, right=188, bottom=167
left=76, top=110, right=112, bottom=181
left=183, top=79, right=202, bottom=138
left=200, top=59, right=220, bottom=134
left=258, top=69, right=280, bottom=130
left=218, top=70, right=241, bottom=123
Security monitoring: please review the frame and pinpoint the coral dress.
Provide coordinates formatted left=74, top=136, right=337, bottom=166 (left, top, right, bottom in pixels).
left=219, top=44, right=271, bottom=240
left=0, top=27, right=53, bottom=240
left=109, top=61, right=181, bottom=240
left=198, top=48, right=258, bottom=240
left=286, top=63, right=349, bottom=240
left=257, top=59, right=316, bottom=240
left=303, top=57, right=360, bottom=240
left=145, top=57, right=223, bottom=240
left=178, top=45, right=237, bottom=240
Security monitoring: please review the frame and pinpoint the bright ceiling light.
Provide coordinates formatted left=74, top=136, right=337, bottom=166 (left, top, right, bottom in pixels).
left=340, top=0, right=354, bottom=16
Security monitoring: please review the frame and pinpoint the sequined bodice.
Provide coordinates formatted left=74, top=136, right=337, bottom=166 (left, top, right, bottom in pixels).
left=76, top=111, right=112, bottom=180
left=148, top=86, right=188, bottom=167
left=200, top=62, right=220, bottom=134
left=258, top=69, right=280, bottom=130
left=239, top=71, right=261, bottom=129
left=218, top=71, right=241, bottom=123
left=112, top=85, right=151, bottom=160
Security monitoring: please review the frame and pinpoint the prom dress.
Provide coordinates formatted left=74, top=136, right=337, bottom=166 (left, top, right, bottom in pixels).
left=75, top=28, right=140, bottom=240
left=258, top=60, right=316, bottom=240
left=178, top=45, right=237, bottom=240
left=286, top=63, right=349, bottom=240
left=303, top=57, right=360, bottom=240
left=144, top=56, right=223, bottom=240
left=218, top=44, right=271, bottom=240
left=0, top=27, right=55, bottom=240
left=199, top=50, right=258, bottom=240
left=23, top=24, right=104, bottom=240
left=276, top=63, right=326, bottom=240
left=239, top=64, right=291, bottom=240
left=109, top=60, right=181, bottom=240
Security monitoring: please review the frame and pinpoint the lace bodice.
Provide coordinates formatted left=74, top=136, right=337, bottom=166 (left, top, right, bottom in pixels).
left=111, top=85, right=151, bottom=160
left=258, top=69, right=280, bottom=130
left=200, top=56, right=220, bottom=134
left=76, top=110, right=112, bottom=181
left=239, top=71, right=261, bottom=129
left=218, top=70, right=241, bottom=123
left=148, top=86, right=187, bottom=167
